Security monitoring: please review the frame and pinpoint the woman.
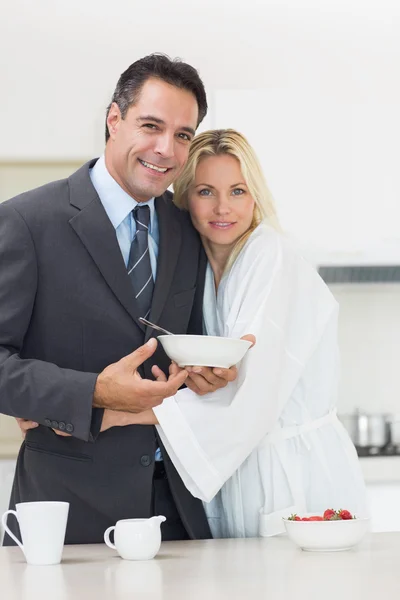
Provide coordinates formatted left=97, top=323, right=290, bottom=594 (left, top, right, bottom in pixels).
left=150, top=129, right=367, bottom=538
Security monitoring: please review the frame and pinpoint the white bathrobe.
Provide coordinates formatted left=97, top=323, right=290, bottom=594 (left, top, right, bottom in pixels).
left=154, top=224, right=367, bottom=538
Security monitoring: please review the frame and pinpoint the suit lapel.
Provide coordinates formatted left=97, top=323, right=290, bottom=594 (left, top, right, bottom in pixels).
left=68, top=160, right=146, bottom=332
left=145, top=194, right=181, bottom=341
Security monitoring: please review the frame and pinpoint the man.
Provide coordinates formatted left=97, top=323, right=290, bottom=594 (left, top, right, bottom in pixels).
left=0, top=54, right=238, bottom=544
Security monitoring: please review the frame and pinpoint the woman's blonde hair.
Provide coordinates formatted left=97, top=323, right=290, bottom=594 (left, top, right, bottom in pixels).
left=173, top=129, right=280, bottom=271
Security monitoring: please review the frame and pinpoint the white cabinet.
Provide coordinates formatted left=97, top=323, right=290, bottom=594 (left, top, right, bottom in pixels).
left=361, top=457, right=400, bottom=532
left=0, top=86, right=106, bottom=161
left=213, top=89, right=352, bottom=251
left=0, top=459, right=16, bottom=543
left=212, top=90, right=400, bottom=257
left=366, top=484, right=400, bottom=532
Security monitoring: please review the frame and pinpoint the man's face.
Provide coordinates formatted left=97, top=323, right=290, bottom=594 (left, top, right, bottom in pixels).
left=105, top=78, right=199, bottom=202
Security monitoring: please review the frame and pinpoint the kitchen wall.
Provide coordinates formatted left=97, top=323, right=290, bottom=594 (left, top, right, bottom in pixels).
left=334, top=285, right=400, bottom=416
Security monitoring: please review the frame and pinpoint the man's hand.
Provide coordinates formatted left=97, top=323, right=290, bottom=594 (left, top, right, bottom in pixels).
left=15, top=339, right=180, bottom=437
left=16, top=418, right=37, bottom=438
left=153, top=334, right=256, bottom=396
left=93, top=338, right=188, bottom=412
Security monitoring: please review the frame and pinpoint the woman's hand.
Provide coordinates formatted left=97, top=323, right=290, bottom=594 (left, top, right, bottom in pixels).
left=152, top=360, right=234, bottom=396
left=162, top=334, right=256, bottom=396
left=100, top=407, right=158, bottom=430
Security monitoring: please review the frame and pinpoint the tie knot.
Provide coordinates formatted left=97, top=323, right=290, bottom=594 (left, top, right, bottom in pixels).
left=133, top=205, right=150, bottom=232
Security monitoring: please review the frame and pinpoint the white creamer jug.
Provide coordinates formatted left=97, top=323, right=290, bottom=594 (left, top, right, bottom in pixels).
left=104, top=515, right=166, bottom=560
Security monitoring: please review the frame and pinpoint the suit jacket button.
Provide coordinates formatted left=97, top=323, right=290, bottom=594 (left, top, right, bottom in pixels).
left=44, top=418, right=51, bottom=427
left=140, top=455, right=152, bottom=467
left=51, top=420, right=59, bottom=429
left=58, top=421, right=66, bottom=431
left=65, top=423, right=74, bottom=433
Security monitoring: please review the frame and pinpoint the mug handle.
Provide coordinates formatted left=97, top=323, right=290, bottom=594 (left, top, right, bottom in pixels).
left=1, top=510, right=25, bottom=554
left=104, top=526, right=116, bottom=549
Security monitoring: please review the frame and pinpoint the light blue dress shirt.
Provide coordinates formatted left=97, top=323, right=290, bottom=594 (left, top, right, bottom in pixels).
left=90, top=155, right=159, bottom=273
left=90, top=155, right=162, bottom=461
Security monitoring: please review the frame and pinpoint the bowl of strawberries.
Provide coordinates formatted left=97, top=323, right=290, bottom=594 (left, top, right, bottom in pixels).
left=282, top=509, right=370, bottom=552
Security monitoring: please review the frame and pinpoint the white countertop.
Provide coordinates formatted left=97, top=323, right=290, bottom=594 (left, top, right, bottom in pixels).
left=1, top=534, right=400, bottom=600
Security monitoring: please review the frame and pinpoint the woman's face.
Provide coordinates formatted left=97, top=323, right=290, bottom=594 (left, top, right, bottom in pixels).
left=188, top=154, right=256, bottom=249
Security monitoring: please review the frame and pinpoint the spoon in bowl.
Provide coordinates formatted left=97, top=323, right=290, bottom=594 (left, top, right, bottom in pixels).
left=138, top=317, right=175, bottom=336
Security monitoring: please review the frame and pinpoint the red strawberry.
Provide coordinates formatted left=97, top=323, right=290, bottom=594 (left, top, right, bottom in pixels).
left=287, top=513, right=301, bottom=521
left=308, top=516, right=324, bottom=521
left=301, top=517, right=310, bottom=521
left=338, top=509, right=353, bottom=520
left=323, top=509, right=336, bottom=521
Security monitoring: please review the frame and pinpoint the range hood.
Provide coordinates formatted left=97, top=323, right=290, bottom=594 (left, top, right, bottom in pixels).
left=303, top=238, right=400, bottom=283
left=318, top=265, right=400, bottom=284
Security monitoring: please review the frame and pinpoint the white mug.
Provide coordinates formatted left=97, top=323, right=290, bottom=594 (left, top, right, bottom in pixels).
left=104, top=515, right=166, bottom=560
left=1, top=501, right=69, bottom=566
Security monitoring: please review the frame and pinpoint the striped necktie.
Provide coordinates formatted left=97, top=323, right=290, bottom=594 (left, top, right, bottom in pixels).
left=127, top=205, right=154, bottom=319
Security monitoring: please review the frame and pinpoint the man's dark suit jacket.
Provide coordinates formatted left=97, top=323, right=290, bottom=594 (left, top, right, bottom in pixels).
left=0, top=159, right=211, bottom=544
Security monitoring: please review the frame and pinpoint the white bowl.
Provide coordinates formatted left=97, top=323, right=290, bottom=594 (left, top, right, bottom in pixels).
left=283, top=514, right=370, bottom=552
left=157, top=335, right=252, bottom=368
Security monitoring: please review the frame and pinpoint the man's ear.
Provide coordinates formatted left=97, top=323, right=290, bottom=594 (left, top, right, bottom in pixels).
left=106, top=102, right=122, bottom=141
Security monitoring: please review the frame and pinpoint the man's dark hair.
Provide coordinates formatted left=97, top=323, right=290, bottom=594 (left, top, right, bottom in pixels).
left=105, top=53, right=207, bottom=142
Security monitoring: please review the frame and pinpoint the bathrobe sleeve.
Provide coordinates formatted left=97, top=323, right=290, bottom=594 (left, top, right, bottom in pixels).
left=154, top=226, right=338, bottom=501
